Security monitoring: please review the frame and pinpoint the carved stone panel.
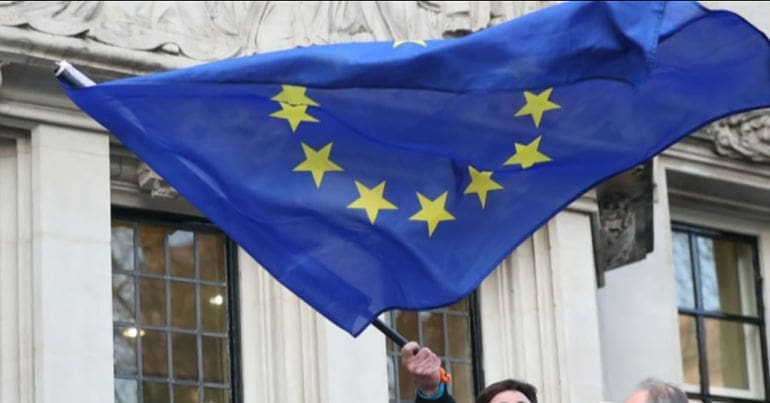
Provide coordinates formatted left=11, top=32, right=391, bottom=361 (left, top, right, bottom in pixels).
left=697, top=109, right=770, bottom=163
left=136, top=161, right=178, bottom=199
left=0, top=1, right=556, bottom=61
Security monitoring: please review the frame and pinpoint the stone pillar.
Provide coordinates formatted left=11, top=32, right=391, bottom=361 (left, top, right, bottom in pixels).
left=239, top=251, right=327, bottom=403
left=323, top=320, right=389, bottom=403
left=239, top=250, right=390, bottom=403
left=0, top=133, right=34, bottom=403
left=30, top=124, right=112, bottom=403
left=479, top=209, right=604, bottom=402
left=597, top=158, right=683, bottom=401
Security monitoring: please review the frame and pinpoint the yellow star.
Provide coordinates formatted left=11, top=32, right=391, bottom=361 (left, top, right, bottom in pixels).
left=409, top=191, right=455, bottom=237
left=271, top=85, right=320, bottom=106
left=293, top=142, right=343, bottom=188
left=504, top=136, right=552, bottom=169
left=514, top=88, right=561, bottom=127
left=270, top=102, right=319, bottom=132
left=464, top=166, right=503, bottom=208
left=393, top=40, right=427, bottom=48
left=347, top=180, right=398, bottom=224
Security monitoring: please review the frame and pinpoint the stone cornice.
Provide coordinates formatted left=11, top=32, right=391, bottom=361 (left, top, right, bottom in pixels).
left=0, top=1, right=557, bottom=75
left=0, top=25, right=195, bottom=76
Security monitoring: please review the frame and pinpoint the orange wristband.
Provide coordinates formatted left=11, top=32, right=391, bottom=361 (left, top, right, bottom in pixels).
left=439, top=368, right=452, bottom=383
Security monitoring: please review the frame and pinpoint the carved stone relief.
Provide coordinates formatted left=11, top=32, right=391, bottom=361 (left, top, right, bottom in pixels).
left=137, top=161, right=178, bottom=199
left=110, top=154, right=178, bottom=199
left=697, top=109, right=770, bottom=163
left=0, top=1, right=555, bottom=61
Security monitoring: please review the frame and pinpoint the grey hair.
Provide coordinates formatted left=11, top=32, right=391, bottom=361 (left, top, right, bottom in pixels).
left=638, top=378, right=687, bottom=403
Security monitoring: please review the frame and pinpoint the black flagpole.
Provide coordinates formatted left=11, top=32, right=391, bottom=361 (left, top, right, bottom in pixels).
left=372, top=317, right=408, bottom=347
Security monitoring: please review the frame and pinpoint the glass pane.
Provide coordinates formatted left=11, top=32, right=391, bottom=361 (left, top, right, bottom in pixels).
left=420, top=312, right=445, bottom=356
left=448, top=298, right=468, bottom=312
left=448, top=362, right=473, bottom=403
left=143, top=382, right=169, bottom=403
left=172, top=332, right=198, bottom=380
left=447, top=315, right=471, bottom=360
left=678, top=315, right=700, bottom=387
left=114, top=327, right=137, bottom=375
left=398, top=354, right=416, bottom=400
left=114, top=378, right=138, bottom=403
left=201, top=285, right=226, bottom=332
left=734, top=242, right=758, bottom=317
left=199, top=234, right=225, bottom=282
left=672, top=231, right=695, bottom=309
left=113, top=274, right=135, bottom=323
left=169, top=230, right=194, bottom=277
left=142, top=329, right=168, bottom=377
left=395, top=311, right=418, bottom=346
left=174, top=385, right=199, bottom=403
left=202, top=336, right=229, bottom=383
left=696, top=237, right=721, bottom=312
left=706, top=319, right=763, bottom=395
left=140, top=277, right=166, bottom=326
left=698, top=238, right=758, bottom=316
left=171, top=281, right=197, bottom=329
left=203, top=388, right=229, bottom=403
left=112, top=222, right=135, bottom=271
left=138, top=225, right=165, bottom=274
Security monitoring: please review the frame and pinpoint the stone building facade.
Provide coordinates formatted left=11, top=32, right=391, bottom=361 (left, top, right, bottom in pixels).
left=0, top=1, right=769, bottom=402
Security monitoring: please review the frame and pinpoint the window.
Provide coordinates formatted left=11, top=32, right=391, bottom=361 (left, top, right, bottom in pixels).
left=111, top=210, right=241, bottom=403
left=673, top=224, right=769, bottom=402
left=385, top=294, right=483, bottom=403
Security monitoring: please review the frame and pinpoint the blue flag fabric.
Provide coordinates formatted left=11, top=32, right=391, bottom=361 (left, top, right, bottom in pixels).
left=61, top=1, right=770, bottom=336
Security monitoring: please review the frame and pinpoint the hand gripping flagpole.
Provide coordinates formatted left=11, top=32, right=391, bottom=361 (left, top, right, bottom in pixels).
left=371, top=317, right=451, bottom=382
left=54, top=60, right=450, bottom=385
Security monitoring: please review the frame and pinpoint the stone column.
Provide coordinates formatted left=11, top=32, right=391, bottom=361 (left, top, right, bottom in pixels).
left=597, top=159, right=683, bottom=401
left=30, top=124, right=112, bottom=403
left=0, top=133, right=33, bottom=403
left=239, top=250, right=390, bottom=403
left=479, top=209, right=605, bottom=402
left=239, top=251, right=327, bottom=403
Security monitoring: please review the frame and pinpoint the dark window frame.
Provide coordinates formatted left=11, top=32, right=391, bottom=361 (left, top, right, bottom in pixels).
left=385, top=292, right=484, bottom=403
left=673, top=222, right=769, bottom=403
left=112, top=206, right=243, bottom=403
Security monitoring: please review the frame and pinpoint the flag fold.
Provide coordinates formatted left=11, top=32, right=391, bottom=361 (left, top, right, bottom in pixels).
left=61, top=1, right=770, bottom=336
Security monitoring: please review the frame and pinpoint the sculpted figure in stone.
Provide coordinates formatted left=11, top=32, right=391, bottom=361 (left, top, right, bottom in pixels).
left=0, top=1, right=557, bottom=60
left=704, top=109, right=770, bottom=163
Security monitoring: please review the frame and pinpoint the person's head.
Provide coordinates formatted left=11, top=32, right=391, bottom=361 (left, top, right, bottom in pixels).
left=625, top=378, right=687, bottom=403
left=476, top=379, right=537, bottom=403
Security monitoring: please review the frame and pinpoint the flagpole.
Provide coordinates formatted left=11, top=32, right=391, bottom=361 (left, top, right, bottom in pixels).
left=54, top=61, right=95, bottom=88
left=373, top=317, right=452, bottom=383
left=372, top=317, right=408, bottom=347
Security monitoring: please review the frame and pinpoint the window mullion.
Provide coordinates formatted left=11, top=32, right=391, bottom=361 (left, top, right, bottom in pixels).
left=688, top=233, right=710, bottom=396
left=164, top=230, right=176, bottom=403
left=133, top=223, right=145, bottom=403
left=753, top=250, right=770, bottom=401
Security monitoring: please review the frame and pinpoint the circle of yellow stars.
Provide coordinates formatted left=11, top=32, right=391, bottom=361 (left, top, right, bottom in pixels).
left=268, top=42, right=560, bottom=237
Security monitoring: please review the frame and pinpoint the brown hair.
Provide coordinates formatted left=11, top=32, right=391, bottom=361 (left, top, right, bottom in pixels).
left=476, top=379, right=537, bottom=403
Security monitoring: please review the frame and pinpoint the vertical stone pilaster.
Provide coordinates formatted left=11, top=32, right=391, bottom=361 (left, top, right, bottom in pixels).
left=0, top=133, right=34, bottom=403
left=239, top=251, right=328, bottom=403
left=30, top=124, right=112, bottom=403
left=480, top=210, right=604, bottom=402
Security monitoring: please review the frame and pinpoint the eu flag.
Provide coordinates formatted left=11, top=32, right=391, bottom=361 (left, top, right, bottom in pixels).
left=60, top=1, right=770, bottom=336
